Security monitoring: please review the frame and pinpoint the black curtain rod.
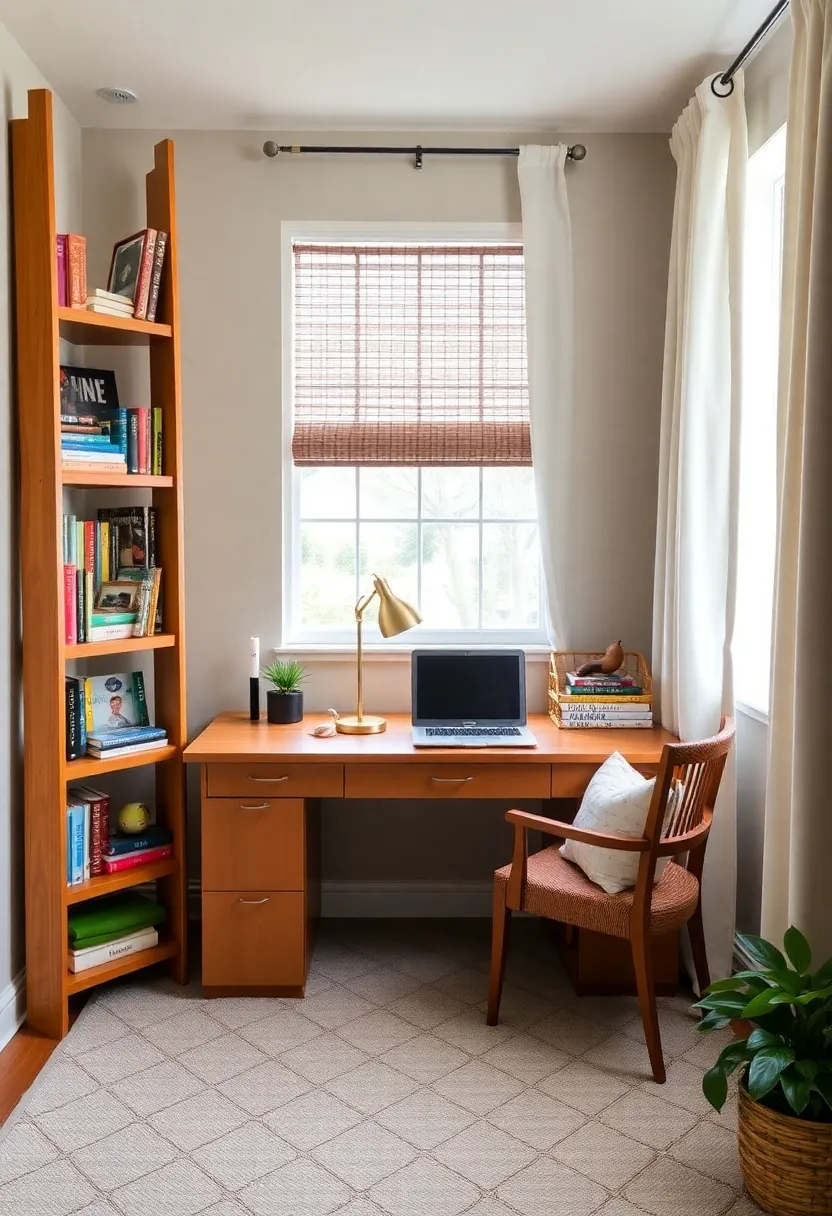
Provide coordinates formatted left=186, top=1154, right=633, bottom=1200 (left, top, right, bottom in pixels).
left=712, top=0, right=790, bottom=96
left=262, top=141, right=587, bottom=170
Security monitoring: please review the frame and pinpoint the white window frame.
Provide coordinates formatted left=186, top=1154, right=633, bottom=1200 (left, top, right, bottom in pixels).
left=735, top=125, right=786, bottom=720
left=279, top=220, right=549, bottom=652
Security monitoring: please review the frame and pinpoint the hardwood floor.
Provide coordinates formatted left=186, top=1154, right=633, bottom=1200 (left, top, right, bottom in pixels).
left=0, top=1027, right=60, bottom=1125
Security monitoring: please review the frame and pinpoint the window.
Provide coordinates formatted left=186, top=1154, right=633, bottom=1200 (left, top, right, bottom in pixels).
left=736, top=126, right=786, bottom=715
left=283, top=231, right=545, bottom=647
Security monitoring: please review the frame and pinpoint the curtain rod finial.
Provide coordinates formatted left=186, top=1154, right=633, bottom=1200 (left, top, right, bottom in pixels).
left=263, top=140, right=280, bottom=158
left=569, top=144, right=587, bottom=162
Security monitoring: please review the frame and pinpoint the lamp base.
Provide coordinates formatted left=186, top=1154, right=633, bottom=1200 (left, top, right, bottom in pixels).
left=335, top=714, right=387, bottom=735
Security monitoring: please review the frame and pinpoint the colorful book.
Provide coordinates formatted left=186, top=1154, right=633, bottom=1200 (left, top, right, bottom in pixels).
left=82, top=672, right=150, bottom=734
left=88, top=726, right=168, bottom=749
left=91, top=612, right=137, bottom=626
left=132, top=229, right=157, bottom=320
left=102, top=844, right=172, bottom=874
left=63, top=564, right=77, bottom=644
left=66, top=234, right=87, bottom=308
left=558, top=719, right=654, bottom=729
left=69, top=927, right=159, bottom=973
left=67, top=802, right=86, bottom=884
left=68, top=892, right=166, bottom=948
left=104, top=825, right=173, bottom=857
left=56, top=234, right=68, bottom=307
left=152, top=407, right=163, bottom=475
left=68, top=785, right=110, bottom=877
left=65, top=678, right=83, bottom=761
left=146, top=231, right=167, bottom=323
left=86, top=738, right=168, bottom=760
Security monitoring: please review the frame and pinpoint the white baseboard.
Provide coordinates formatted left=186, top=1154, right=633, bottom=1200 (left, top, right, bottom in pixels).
left=0, top=969, right=26, bottom=1053
left=186, top=878, right=493, bottom=919
left=321, top=881, right=493, bottom=918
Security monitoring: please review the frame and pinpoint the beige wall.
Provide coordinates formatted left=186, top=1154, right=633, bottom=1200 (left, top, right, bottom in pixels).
left=81, top=127, right=674, bottom=904
left=0, top=22, right=81, bottom=1045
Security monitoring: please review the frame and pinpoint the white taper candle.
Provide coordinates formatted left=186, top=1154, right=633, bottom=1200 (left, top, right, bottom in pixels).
left=249, top=636, right=260, bottom=680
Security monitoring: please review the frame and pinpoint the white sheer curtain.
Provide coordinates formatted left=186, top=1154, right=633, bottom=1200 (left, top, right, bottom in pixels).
left=652, top=77, right=747, bottom=981
left=517, top=146, right=573, bottom=645
left=762, top=0, right=832, bottom=961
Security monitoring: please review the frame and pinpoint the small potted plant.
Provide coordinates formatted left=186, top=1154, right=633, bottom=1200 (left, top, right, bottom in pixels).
left=261, top=659, right=307, bottom=725
left=696, top=926, right=832, bottom=1216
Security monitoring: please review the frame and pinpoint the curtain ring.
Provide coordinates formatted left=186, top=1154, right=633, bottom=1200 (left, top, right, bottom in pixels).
left=710, top=74, right=735, bottom=98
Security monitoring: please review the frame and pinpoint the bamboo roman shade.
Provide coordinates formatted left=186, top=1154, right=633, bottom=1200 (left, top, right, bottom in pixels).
left=292, top=243, right=530, bottom=466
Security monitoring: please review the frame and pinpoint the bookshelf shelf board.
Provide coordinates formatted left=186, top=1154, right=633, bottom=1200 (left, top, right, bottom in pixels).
left=66, top=744, right=177, bottom=782
left=66, top=938, right=178, bottom=995
left=61, top=471, right=174, bottom=489
left=64, top=634, right=176, bottom=659
left=58, top=306, right=172, bottom=347
left=64, top=858, right=177, bottom=905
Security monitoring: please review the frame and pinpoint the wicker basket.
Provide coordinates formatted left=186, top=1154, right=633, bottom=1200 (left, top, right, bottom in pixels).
left=548, top=650, right=653, bottom=728
left=738, top=1083, right=832, bottom=1215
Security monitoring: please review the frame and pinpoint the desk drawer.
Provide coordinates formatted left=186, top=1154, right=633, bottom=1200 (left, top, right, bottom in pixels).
left=206, top=762, right=343, bottom=799
left=202, top=891, right=305, bottom=988
left=345, top=762, right=550, bottom=800
left=202, top=798, right=303, bottom=891
left=551, top=763, right=659, bottom=799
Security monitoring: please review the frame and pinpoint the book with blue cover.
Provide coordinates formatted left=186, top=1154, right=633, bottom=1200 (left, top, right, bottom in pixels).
left=67, top=802, right=86, bottom=885
left=88, top=725, right=167, bottom=750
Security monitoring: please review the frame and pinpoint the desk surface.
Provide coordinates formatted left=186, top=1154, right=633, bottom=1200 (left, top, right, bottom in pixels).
left=184, top=712, right=676, bottom=765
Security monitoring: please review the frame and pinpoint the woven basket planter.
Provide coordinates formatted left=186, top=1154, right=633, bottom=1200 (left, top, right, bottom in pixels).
left=738, top=1083, right=832, bottom=1215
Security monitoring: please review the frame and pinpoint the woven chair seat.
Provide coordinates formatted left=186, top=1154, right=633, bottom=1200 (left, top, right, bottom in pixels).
left=495, top=845, right=699, bottom=940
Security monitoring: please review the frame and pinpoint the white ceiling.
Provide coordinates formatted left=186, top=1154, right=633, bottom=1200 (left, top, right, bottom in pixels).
left=0, top=0, right=777, bottom=132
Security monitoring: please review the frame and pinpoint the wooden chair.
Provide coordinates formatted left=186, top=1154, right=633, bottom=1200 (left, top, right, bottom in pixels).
left=486, top=719, right=736, bottom=1083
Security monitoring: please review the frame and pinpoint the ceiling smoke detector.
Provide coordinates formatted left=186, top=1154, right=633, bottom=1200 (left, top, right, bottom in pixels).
left=96, top=87, right=138, bottom=105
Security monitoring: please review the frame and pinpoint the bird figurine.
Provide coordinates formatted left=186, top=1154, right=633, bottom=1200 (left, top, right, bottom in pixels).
left=310, top=708, right=339, bottom=738
left=576, top=641, right=625, bottom=677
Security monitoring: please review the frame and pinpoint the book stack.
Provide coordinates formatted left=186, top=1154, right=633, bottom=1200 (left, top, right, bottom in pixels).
left=102, top=824, right=173, bottom=875
left=66, top=785, right=110, bottom=881
left=59, top=364, right=162, bottom=475
left=62, top=506, right=160, bottom=643
left=559, top=671, right=653, bottom=729
left=68, top=892, right=166, bottom=973
left=85, top=288, right=136, bottom=318
left=63, top=670, right=168, bottom=762
left=56, top=233, right=87, bottom=308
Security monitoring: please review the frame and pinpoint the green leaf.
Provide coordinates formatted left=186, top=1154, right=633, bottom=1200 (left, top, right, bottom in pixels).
left=783, top=927, right=812, bottom=975
left=715, top=1041, right=752, bottom=1075
left=793, top=985, right=832, bottom=1005
left=697, top=993, right=750, bottom=1016
left=748, top=1047, right=796, bottom=1099
left=767, top=968, right=804, bottom=995
left=737, top=935, right=787, bottom=972
left=698, top=1011, right=731, bottom=1033
left=811, top=956, right=832, bottom=988
left=813, top=1074, right=832, bottom=1111
left=702, top=1065, right=729, bottom=1111
left=746, top=1028, right=781, bottom=1051
left=795, top=1060, right=818, bottom=1082
left=780, top=1066, right=812, bottom=1115
left=704, top=976, right=751, bottom=994
left=742, top=988, right=783, bottom=1019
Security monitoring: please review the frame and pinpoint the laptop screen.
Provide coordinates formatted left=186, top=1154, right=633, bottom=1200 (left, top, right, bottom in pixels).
left=412, top=651, right=525, bottom=723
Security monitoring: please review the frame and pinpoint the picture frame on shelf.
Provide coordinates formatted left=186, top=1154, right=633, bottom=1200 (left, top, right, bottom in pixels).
left=107, top=231, right=148, bottom=303
left=94, top=580, right=141, bottom=614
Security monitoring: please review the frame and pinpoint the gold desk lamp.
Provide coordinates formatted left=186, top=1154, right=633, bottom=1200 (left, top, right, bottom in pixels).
left=335, top=575, right=421, bottom=735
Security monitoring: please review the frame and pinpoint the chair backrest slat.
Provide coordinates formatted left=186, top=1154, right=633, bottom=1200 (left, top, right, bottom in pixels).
left=650, top=719, right=735, bottom=852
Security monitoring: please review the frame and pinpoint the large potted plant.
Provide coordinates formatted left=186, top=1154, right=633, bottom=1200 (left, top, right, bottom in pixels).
left=262, top=659, right=306, bottom=724
left=697, top=927, right=832, bottom=1216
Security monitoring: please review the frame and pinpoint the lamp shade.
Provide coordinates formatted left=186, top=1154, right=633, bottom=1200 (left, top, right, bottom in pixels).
left=373, top=576, right=421, bottom=638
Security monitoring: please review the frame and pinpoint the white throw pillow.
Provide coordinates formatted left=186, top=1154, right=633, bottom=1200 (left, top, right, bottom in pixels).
left=559, top=751, right=670, bottom=895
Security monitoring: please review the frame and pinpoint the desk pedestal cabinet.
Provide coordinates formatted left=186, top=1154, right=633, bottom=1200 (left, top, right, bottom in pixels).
left=190, top=715, right=681, bottom=997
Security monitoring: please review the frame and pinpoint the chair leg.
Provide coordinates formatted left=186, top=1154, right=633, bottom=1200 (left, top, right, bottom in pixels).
left=486, top=883, right=511, bottom=1026
left=687, top=903, right=711, bottom=995
left=631, top=929, right=666, bottom=1083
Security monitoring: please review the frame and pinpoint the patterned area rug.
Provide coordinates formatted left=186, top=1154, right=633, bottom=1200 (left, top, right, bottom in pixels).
left=0, top=920, right=762, bottom=1216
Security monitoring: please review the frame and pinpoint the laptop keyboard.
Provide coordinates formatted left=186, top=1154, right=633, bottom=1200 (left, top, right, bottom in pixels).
left=425, top=727, right=522, bottom=738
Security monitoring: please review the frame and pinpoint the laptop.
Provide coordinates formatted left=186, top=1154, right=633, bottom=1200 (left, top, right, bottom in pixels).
left=411, top=650, right=537, bottom=748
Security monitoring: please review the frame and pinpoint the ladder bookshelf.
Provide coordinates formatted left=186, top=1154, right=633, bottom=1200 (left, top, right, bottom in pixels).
left=11, top=89, right=188, bottom=1038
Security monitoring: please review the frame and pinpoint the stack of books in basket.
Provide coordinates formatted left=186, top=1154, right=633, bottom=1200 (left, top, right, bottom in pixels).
left=549, top=651, right=653, bottom=729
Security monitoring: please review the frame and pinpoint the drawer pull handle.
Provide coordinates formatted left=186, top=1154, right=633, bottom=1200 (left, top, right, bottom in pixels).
left=247, top=775, right=290, bottom=783
left=238, top=802, right=270, bottom=810
left=238, top=896, right=271, bottom=905
left=430, top=776, right=474, bottom=784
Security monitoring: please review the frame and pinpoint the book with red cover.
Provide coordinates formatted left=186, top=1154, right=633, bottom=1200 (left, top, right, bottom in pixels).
left=145, top=231, right=167, bottom=323
left=63, top=564, right=77, bottom=643
left=102, top=843, right=172, bottom=873
left=136, top=408, right=149, bottom=474
left=56, top=235, right=68, bottom=307
left=132, top=229, right=157, bottom=320
left=66, top=234, right=87, bottom=309
left=68, top=785, right=110, bottom=877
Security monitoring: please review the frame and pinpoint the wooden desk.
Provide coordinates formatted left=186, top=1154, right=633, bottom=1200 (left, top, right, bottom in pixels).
left=184, top=713, right=677, bottom=997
